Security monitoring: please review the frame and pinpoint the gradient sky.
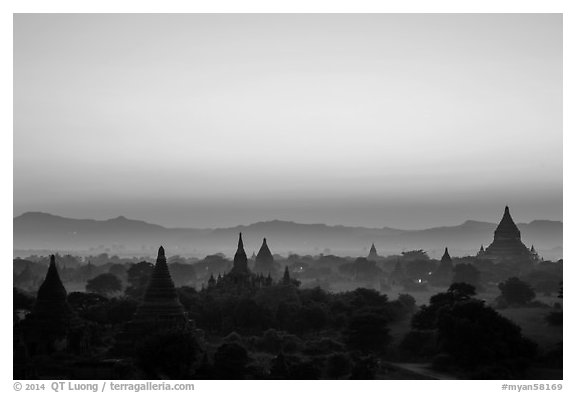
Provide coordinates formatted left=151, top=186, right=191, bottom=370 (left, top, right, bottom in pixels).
left=13, top=14, right=562, bottom=229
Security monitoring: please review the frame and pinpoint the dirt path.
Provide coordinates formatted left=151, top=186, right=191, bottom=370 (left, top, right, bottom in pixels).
left=385, top=362, right=459, bottom=380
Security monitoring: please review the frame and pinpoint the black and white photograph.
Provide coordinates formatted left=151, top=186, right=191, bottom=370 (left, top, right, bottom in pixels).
left=9, top=9, right=566, bottom=386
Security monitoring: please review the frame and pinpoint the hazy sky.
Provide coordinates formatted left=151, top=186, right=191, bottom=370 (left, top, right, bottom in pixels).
left=14, top=14, right=562, bottom=229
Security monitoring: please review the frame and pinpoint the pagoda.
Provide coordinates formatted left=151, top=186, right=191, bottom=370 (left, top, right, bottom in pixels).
left=115, top=246, right=190, bottom=354
left=33, top=255, right=72, bottom=322
left=17, top=255, right=76, bottom=355
left=367, top=243, right=379, bottom=261
left=480, top=206, right=534, bottom=263
left=131, top=246, right=187, bottom=328
left=430, top=247, right=453, bottom=286
left=230, top=233, right=250, bottom=276
left=204, top=234, right=301, bottom=294
left=254, top=238, right=276, bottom=276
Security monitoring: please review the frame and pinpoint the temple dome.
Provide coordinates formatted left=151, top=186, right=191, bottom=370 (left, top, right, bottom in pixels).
left=483, top=206, right=532, bottom=262
left=254, top=238, right=275, bottom=275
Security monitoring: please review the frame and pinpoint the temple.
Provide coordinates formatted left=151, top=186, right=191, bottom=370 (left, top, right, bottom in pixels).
left=16, top=255, right=79, bottom=358
left=254, top=238, right=277, bottom=276
left=478, top=206, right=537, bottom=263
left=205, top=234, right=297, bottom=292
left=367, top=243, right=379, bottom=261
left=230, top=233, right=250, bottom=276
left=117, top=246, right=190, bottom=352
left=430, top=247, right=453, bottom=286
left=131, top=246, right=187, bottom=327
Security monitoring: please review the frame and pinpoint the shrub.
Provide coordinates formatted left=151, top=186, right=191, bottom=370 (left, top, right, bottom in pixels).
left=546, top=311, right=563, bottom=326
left=326, top=352, right=352, bottom=379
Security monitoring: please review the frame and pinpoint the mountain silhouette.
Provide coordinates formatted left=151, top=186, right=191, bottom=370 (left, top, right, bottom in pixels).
left=13, top=212, right=562, bottom=260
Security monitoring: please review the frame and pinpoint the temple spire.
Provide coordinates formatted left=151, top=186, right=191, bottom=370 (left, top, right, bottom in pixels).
left=238, top=233, right=244, bottom=252
left=255, top=237, right=275, bottom=275
left=441, top=247, right=451, bottom=261
left=368, top=243, right=379, bottom=260
left=282, top=266, right=291, bottom=285
left=483, top=205, right=532, bottom=262
left=133, top=246, right=186, bottom=323
left=495, top=205, right=520, bottom=238
left=232, top=233, right=249, bottom=275
left=33, top=254, right=71, bottom=321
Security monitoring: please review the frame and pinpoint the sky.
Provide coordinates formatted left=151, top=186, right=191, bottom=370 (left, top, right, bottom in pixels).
left=13, top=14, right=562, bottom=229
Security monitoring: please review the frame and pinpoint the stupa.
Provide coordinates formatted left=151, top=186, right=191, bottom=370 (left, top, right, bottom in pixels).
left=131, top=246, right=187, bottom=327
left=367, top=243, right=379, bottom=261
left=230, top=233, right=250, bottom=276
left=254, top=238, right=276, bottom=276
left=480, top=206, right=534, bottom=263
left=18, top=255, right=75, bottom=355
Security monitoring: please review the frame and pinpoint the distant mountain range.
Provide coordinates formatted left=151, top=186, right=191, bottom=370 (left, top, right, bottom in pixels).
left=13, top=212, right=563, bottom=260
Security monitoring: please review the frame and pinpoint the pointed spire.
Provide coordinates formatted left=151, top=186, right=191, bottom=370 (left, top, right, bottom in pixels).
left=441, top=247, right=452, bottom=263
left=480, top=244, right=484, bottom=252
left=255, top=237, right=274, bottom=275
left=133, top=246, right=186, bottom=323
left=33, top=254, right=71, bottom=320
left=232, top=233, right=249, bottom=275
left=282, top=266, right=291, bottom=284
left=483, top=205, right=532, bottom=261
left=368, top=243, right=379, bottom=260
left=495, top=205, right=520, bottom=239
left=237, top=233, right=244, bottom=252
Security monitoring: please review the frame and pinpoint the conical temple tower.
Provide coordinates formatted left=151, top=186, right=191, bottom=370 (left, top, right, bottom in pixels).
left=116, top=247, right=191, bottom=354
left=367, top=243, right=379, bottom=261
left=18, top=255, right=75, bottom=356
left=33, top=255, right=72, bottom=323
left=483, top=206, right=532, bottom=262
left=230, top=233, right=250, bottom=275
left=132, top=246, right=187, bottom=327
left=440, top=247, right=452, bottom=264
left=437, top=247, right=453, bottom=273
left=254, top=238, right=275, bottom=275
left=430, top=247, right=453, bottom=287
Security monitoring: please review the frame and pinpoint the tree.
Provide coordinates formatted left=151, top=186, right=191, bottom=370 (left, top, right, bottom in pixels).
left=448, top=282, right=476, bottom=300
left=437, top=300, right=536, bottom=368
left=86, top=273, right=122, bottom=296
left=125, top=261, right=154, bottom=299
left=498, top=277, right=536, bottom=306
left=13, top=288, right=35, bottom=311
left=452, top=263, right=481, bottom=288
left=345, top=311, right=390, bottom=353
left=136, top=329, right=201, bottom=379
left=409, top=285, right=536, bottom=375
left=213, top=342, right=250, bottom=379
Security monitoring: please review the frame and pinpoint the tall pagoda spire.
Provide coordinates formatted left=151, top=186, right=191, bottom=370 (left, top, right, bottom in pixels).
left=33, top=255, right=71, bottom=321
left=441, top=247, right=451, bottom=263
left=367, top=243, right=379, bottom=260
left=231, top=233, right=249, bottom=275
left=132, top=246, right=186, bottom=325
left=282, top=266, right=291, bottom=285
left=494, top=206, right=521, bottom=240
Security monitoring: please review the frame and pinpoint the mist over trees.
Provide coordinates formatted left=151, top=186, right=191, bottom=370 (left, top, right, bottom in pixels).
left=14, top=243, right=562, bottom=380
